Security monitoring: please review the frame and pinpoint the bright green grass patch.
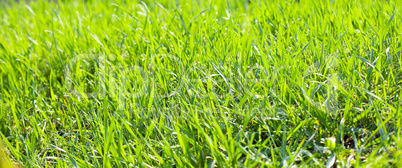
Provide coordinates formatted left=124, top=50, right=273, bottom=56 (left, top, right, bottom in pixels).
left=0, top=0, right=401, bottom=167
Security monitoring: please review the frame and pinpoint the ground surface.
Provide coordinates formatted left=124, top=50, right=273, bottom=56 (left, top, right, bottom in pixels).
left=0, top=0, right=401, bottom=167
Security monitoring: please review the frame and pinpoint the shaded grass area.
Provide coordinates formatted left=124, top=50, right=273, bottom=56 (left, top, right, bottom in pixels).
left=0, top=0, right=401, bottom=167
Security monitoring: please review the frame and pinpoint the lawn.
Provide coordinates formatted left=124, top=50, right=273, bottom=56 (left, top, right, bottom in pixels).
left=0, top=0, right=401, bottom=167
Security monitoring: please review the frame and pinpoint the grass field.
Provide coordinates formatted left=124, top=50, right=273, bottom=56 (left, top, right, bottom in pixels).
left=0, top=0, right=401, bottom=167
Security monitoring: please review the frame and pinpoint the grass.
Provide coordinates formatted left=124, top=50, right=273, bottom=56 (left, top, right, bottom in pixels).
left=0, top=0, right=401, bottom=167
